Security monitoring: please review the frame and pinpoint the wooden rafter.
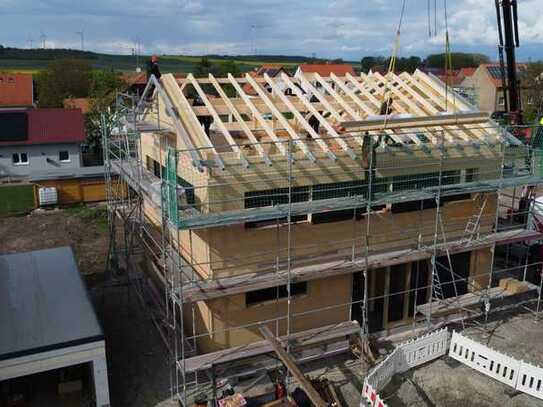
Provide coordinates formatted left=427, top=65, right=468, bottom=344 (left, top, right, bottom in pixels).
left=226, top=73, right=289, bottom=158
left=187, top=74, right=249, bottom=168
left=264, top=73, right=336, bottom=161
left=162, top=74, right=225, bottom=169
left=330, top=72, right=408, bottom=145
left=245, top=73, right=316, bottom=162
left=280, top=73, right=357, bottom=160
left=208, top=74, right=272, bottom=166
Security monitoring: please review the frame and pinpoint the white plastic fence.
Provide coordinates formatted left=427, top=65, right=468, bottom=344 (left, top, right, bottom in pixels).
left=448, top=331, right=543, bottom=400
left=361, top=328, right=450, bottom=406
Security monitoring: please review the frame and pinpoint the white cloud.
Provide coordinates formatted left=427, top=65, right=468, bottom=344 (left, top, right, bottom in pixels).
left=0, top=0, right=542, bottom=60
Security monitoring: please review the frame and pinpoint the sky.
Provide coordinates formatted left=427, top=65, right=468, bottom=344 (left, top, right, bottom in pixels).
left=0, top=0, right=542, bottom=61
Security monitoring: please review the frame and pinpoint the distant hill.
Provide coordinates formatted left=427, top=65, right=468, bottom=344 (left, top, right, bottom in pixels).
left=0, top=46, right=357, bottom=74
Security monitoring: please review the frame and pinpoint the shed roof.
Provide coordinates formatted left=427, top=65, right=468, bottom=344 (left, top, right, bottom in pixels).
left=0, top=247, right=103, bottom=360
left=0, top=73, right=33, bottom=107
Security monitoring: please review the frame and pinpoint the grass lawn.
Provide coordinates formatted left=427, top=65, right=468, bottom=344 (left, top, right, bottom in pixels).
left=0, top=184, right=35, bottom=217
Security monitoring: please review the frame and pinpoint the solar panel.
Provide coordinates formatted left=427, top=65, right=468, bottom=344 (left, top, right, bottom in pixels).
left=0, top=112, right=28, bottom=142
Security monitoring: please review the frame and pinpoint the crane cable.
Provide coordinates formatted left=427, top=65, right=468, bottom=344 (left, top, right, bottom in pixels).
left=383, top=0, right=408, bottom=131
left=443, top=0, right=458, bottom=115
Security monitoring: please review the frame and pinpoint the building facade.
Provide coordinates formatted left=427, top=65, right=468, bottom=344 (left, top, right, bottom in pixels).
left=108, top=70, right=541, bottom=362
left=0, top=109, right=85, bottom=180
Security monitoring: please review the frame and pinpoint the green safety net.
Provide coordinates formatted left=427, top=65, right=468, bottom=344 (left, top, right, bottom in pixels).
left=162, top=148, right=179, bottom=226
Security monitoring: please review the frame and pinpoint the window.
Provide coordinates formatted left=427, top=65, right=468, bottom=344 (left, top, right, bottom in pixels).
left=177, top=176, right=195, bottom=205
left=245, top=186, right=309, bottom=228
left=59, top=150, right=70, bottom=162
left=390, top=171, right=461, bottom=213
left=12, top=152, right=28, bottom=165
left=246, top=282, right=308, bottom=306
left=498, top=95, right=505, bottom=106
left=465, top=168, right=479, bottom=183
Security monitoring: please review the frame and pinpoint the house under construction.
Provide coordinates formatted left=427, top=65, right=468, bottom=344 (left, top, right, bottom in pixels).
left=102, top=69, right=543, bottom=405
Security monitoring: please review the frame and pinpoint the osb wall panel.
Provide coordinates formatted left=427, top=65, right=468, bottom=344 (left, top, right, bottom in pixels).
left=192, top=274, right=352, bottom=353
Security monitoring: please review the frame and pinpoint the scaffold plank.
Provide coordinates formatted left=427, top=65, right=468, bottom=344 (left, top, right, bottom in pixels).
left=178, top=229, right=542, bottom=303
left=180, top=321, right=359, bottom=373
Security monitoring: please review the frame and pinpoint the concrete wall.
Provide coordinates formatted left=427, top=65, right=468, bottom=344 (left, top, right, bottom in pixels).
left=0, top=143, right=82, bottom=178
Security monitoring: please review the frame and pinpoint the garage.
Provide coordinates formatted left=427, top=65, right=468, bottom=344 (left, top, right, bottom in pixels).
left=0, top=247, right=110, bottom=407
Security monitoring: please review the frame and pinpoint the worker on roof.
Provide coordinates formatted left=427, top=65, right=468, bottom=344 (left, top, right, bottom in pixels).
left=146, top=55, right=162, bottom=81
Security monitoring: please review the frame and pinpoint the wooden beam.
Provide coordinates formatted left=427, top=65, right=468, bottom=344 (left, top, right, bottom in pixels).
left=330, top=73, right=406, bottom=145
left=259, top=325, right=328, bottom=407
left=313, top=72, right=359, bottom=120
left=162, top=74, right=225, bottom=169
left=341, top=111, right=491, bottom=132
left=187, top=74, right=249, bottom=168
left=208, top=74, right=272, bottom=166
left=227, top=73, right=289, bottom=158
left=245, top=73, right=316, bottom=162
left=264, top=73, right=336, bottom=161
left=280, top=73, right=357, bottom=160
left=182, top=321, right=360, bottom=373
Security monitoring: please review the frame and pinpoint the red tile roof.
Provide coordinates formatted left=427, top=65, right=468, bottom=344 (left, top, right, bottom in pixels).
left=0, top=108, right=85, bottom=146
left=0, top=73, right=33, bottom=107
left=63, top=98, right=94, bottom=114
left=298, top=63, right=355, bottom=77
left=459, top=67, right=476, bottom=77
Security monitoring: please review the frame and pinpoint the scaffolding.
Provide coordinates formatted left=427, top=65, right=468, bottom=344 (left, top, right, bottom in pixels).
left=103, top=72, right=543, bottom=406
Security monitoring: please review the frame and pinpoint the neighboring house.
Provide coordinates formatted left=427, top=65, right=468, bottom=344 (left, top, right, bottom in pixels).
left=460, top=63, right=527, bottom=113
left=64, top=97, right=94, bottom=114
left=242, top=64, right=291, bottom=96
left=0, top=73, right=34, bottom=108
left=294, top=63, right=355, bottom=94
left=0, top=108, right=86, bottom=179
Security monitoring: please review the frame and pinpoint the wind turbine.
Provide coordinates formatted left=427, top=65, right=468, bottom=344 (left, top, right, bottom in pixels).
left=76, top=30, right=84, bottom=51
left=40, top=31, right=47, bottom=49
left=27, top=36, right=34, bottom=49
left=250, top=24, right=268, bottom=55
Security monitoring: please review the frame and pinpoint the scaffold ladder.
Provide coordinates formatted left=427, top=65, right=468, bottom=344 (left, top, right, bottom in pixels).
left=463, top=194, right=488, bottom=244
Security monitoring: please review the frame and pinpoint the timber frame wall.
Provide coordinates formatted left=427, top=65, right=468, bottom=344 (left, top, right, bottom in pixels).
left=103, top=71, right=543, bottom=405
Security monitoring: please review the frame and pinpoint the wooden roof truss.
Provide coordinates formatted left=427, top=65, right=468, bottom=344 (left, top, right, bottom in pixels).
left=156, top=69, right=515, bottom=169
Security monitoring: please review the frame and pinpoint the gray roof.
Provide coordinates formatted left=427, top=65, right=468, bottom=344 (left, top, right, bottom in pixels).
left=0, top=247, right=103, bottom=360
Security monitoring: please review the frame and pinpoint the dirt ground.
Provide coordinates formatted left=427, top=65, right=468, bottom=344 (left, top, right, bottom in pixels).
left=382, top=311, right=543, bottom=407
left=0, top=205, right=109, bottom=275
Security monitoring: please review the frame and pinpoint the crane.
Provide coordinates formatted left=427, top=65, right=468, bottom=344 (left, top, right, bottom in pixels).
left=495, top=0, right=522, bottom=125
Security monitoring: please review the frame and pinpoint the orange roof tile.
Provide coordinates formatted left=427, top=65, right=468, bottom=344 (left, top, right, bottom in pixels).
left=0, top=73, right=33, bottom=107
left=63, top=98, right=94, bottom=114
left=298, top=63, right=355, bottom=77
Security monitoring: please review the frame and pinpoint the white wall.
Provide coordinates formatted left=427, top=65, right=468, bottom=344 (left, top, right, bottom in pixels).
left=0, top=341, right=110, bottom=407
left=0, top=143, right=82, bottom=178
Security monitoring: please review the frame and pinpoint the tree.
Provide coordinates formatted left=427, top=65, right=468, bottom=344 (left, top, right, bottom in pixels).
left=195, top=56, right=213, bottom=78
left=522, top=61, right=543, bottom=123
left=36, top=58, right=92, bottom=107
left=85, top=68, right=125, bottom=157
left=425, top=53, right=490, bottom=69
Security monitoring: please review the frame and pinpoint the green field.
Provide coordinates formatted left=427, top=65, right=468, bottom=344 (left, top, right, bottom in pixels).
left=0, top=184, right=35, bottom=217
left=0, top=47, right=357, bottom=74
